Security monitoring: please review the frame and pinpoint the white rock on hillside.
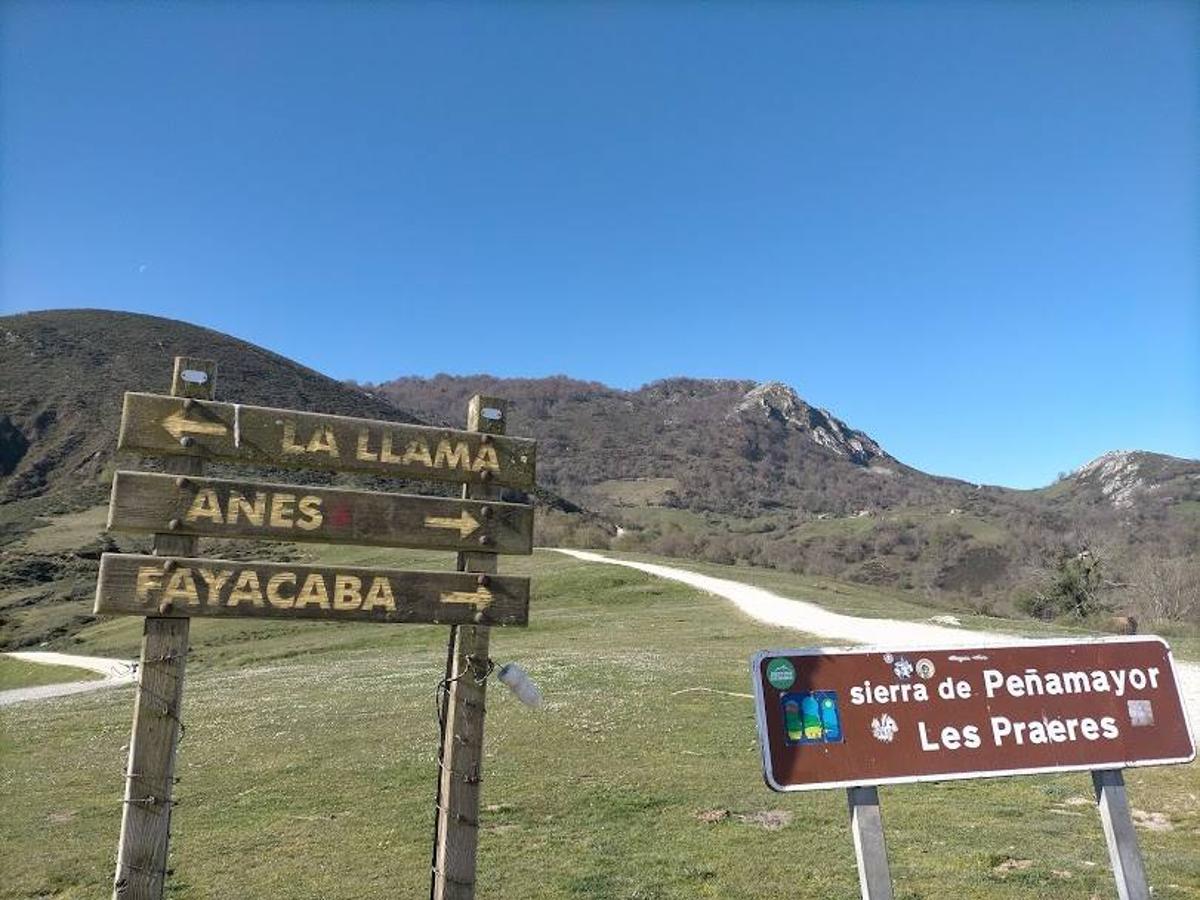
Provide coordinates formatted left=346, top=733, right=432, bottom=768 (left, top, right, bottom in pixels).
left=735, top=381, right=887, bottom=465
left=1073, top=450, right=1145, bottom=508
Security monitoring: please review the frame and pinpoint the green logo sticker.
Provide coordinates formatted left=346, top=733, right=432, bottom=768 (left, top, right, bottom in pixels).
left=765, top=658, right=796, bottom=691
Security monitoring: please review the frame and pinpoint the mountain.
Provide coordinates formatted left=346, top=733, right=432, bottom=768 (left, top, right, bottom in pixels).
left=0, top=309, right=424, bottom=505
left=1047, top=450, right=1200, bottom=511
left=1, top=309, right=1194, bottom=635
left=0, top=309, right=582, bottom=510
left=374, top=374, right=1199, bottom=605
left=372, top=375, right=977, bottom=515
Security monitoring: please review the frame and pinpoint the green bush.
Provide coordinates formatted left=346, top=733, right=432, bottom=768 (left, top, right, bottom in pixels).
left=1017, top=550, right=1108, bottom=620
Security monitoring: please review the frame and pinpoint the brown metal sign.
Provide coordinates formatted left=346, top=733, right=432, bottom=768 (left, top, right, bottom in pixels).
left=117, top=392, right=537, bottom=489
left=752, top=638, right=1195, bottom=792
left=108, top=471, right=534, bottom=555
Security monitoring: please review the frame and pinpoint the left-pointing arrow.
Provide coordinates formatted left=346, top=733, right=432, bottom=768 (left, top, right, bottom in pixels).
left=162, top=409, right=228, bottom=439
left=439, top=587, right=493, bottom=608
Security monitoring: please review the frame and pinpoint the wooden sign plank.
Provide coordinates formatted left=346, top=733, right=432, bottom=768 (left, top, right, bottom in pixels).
left=95, top=553, right=530, bottom=627
left=117, top=392, right=537, bottom=489
left=108, top=471, right=534, bottom=555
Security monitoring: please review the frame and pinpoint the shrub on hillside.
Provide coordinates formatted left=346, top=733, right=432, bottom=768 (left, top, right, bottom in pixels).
left=1017, top=549, right=1108, bottom=620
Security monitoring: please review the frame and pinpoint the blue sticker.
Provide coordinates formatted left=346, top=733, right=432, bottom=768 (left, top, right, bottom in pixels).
left=780, top=691, right=844, bottom=745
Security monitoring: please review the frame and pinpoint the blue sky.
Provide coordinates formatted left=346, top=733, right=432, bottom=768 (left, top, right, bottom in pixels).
left=2, top=1, right=1196, bottom=489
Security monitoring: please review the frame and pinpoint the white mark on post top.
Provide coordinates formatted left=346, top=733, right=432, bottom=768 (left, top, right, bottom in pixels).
left=481, top=407, right=503, bottom=421
left=180, top=369, right=209, bottom=385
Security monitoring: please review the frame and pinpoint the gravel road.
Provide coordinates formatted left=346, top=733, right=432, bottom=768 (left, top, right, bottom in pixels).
left=0, top=651, right=137, bottom=707
left=4, top=553, right=1197, bottom=726
left=554, top=549, right=1200, bottom=722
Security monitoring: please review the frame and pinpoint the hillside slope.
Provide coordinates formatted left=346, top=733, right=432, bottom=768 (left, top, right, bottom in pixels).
left=373, top=374, right=980, bottom=515
left=2, top=311, right=1193, bottom=621
left=1043, top=450, right=1200, bottom=511
left=1, top=309, right=424, bottom=504
left=375, top=374, right=1199, bottom=607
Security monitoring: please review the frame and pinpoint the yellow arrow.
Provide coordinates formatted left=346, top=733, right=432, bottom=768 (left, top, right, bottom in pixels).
left=439, top=587, right=493, bottom=608
left=162, top=409, right=228, bottom=439
left=424, top=510, right=481, bottom=539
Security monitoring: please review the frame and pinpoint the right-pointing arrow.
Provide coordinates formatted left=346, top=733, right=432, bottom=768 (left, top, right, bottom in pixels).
left=439, top=587, right=493, bottom=608
left=424, top=510, right=481, bottom=539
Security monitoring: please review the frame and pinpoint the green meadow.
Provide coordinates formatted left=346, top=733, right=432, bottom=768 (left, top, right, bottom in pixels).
left=0, top=656, right=100, bottom=691
left=2, top=549, right=1197, bottom=899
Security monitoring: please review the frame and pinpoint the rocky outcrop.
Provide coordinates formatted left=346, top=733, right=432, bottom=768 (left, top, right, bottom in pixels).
left=1073, top=451, right=1146, bottom=508
left=735, top=382, right=887, bottom=466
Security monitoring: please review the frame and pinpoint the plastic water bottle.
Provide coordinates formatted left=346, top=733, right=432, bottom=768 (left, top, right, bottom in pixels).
left=496, top=663, right=542, bottom=708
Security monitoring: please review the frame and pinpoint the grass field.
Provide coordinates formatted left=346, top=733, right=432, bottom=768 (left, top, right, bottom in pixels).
left=1, top=548, right=1197, bottom=899
left=0, top=655, right=100, bottom=690
left=18, top=506, right=111, bottom=554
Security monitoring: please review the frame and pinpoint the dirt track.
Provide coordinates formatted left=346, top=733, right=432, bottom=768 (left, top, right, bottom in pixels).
left=0, top=651, right=137, bottom=707
left=5, top=553, right=1198, bottom=725
left=554, top=549, right=1200, bottom=722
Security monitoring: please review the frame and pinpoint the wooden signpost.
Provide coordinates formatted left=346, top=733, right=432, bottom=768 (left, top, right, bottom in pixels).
left=433, top=395, right=509, bottom=900
left=96, top=554, right=530, bottom=625
left=100, top=358, right=535, bottom=900
left=108, top=471, right=534, bottom=554
left=752, top=638, right=1196, bottom=900
left=117, top=392, right=536, bottom=487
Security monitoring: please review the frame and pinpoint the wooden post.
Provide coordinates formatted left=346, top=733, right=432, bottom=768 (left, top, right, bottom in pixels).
left=847, top=785, right=895, bottom=900
left=112, top=357, right=215, bottom=900
left=1093, top=769, right=1151, bottom=900
left=432, top=395, right=507, bottom=900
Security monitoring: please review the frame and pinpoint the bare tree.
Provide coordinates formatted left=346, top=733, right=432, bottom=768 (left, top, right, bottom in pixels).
left=1127, top=557, right=1200, bottom=623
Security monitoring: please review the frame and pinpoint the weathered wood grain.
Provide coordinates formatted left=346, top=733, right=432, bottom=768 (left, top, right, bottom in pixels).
left=108, top=470, right=534, bottom=554
left=114, top=617, right=189, bottom=900
left=95, top=553, right=530, bottom=627
left=433, top=395, right=508, bottom=900
left=117, top=392, right=537, bottom=489
left=113, top=357, right=213, bottom=900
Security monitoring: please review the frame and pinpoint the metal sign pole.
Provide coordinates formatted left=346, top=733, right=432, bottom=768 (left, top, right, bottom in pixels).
left=847, top=785, right=895, bottom=900
left=1092, top=769, right=1151, bottom=900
